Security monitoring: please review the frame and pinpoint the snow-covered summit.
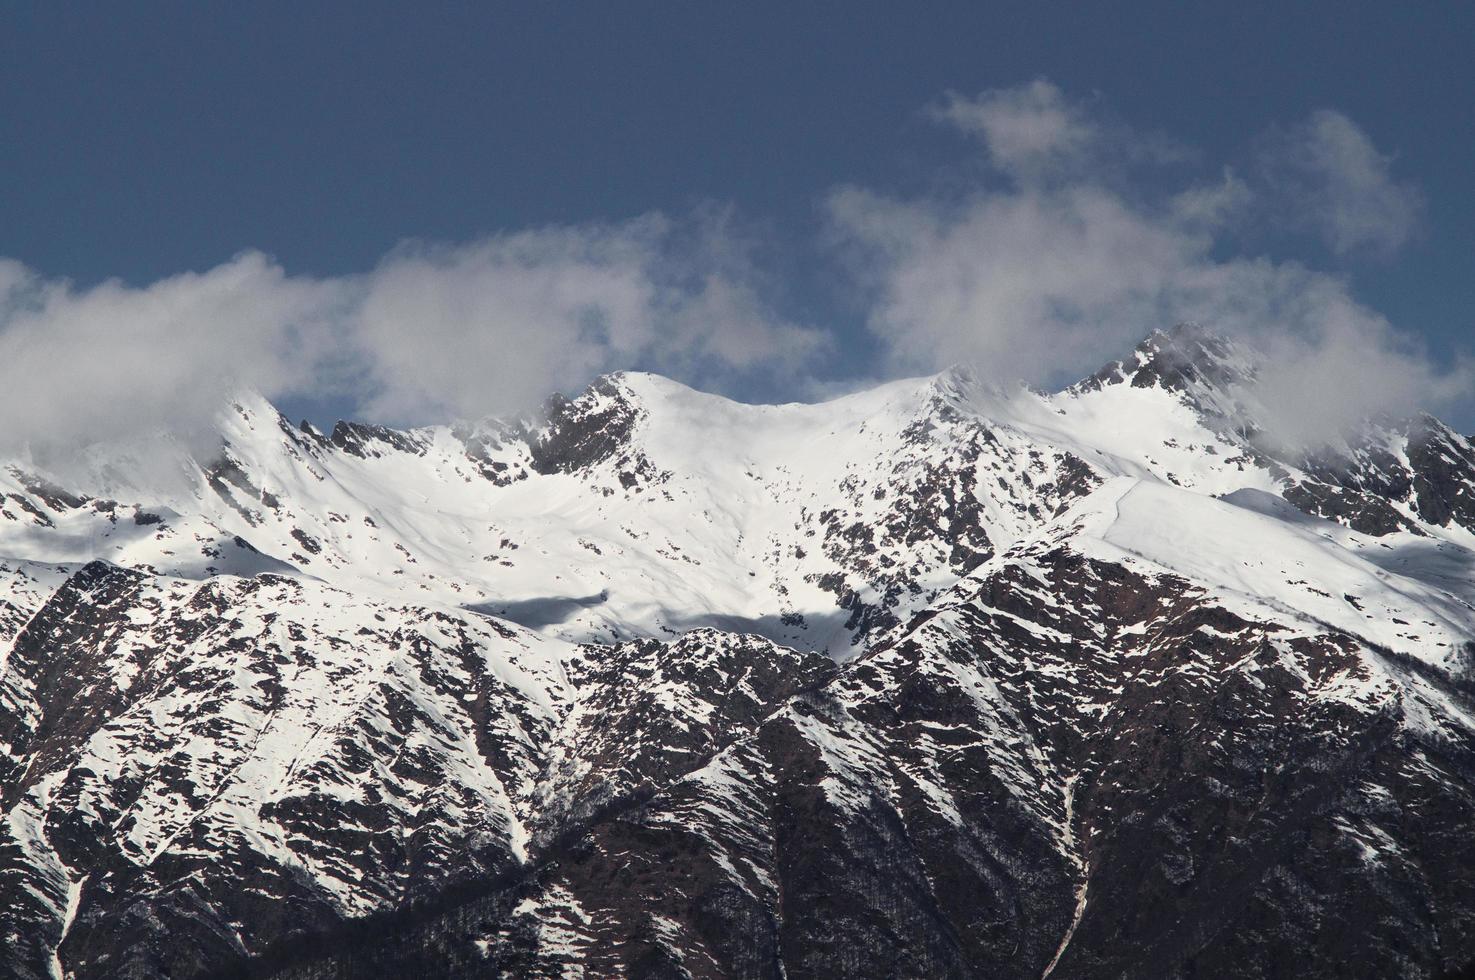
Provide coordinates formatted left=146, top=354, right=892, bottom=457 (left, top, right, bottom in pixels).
left=5, top=327, right=1475, bottom=978
left=3, top=327, right=1474, bottom=656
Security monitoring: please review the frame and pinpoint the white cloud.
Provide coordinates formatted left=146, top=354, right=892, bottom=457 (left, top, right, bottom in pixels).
left=829, top=83, right=1464, bottom=445
left=827, top=183, right=1208, bottom=384
left=930, top=80, right=1192, bottom=186
left=0, top=82, right=1456, bottom=461
left=0, top=213, right=826, bottom=456
left=353, top=221, right=667, bottom=423
left=1257, top=109, right=1424, bottom=256
left=929, top=80, right=1096, bottom=180
left=1169, top=169, right=1253, bottom=230
left=1250, top=297, right=1474, bottom=447
left=353, top=212, right=825, bottom=421
left=0, top=252, right=347, bottom=457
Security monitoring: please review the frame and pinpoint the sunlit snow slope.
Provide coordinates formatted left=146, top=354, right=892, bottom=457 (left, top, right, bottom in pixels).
left=4, top=325, right=1475, bottom=979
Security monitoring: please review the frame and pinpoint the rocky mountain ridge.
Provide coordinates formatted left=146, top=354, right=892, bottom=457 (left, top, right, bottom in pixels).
left=3, top=326, right=1475, bottom=978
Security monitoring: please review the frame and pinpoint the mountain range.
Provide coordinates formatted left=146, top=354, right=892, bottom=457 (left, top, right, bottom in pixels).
left=3, top=324, right=1475, bottom=979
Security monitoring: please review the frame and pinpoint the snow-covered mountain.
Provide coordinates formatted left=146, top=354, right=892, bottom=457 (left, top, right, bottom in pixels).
left=4, top=325, right=1475, bottom=979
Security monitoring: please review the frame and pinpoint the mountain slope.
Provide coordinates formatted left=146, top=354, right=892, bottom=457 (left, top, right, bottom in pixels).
left=3, top=326, right=1475, bottom=979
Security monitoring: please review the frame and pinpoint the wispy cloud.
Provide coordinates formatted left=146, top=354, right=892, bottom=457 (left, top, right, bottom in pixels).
left=0, top=213, right=826, bottom=455
left=928, top=80, right=1097, bottom=180
left=1256, top=109, right=1424, bottom=256
left=0, top=82, right=1459, bottom=458
left=830, top=81, right=1462, bottom=445
left=929, top=79, right=1191, bottom=185
left=0, top=253, right=348, bottom=456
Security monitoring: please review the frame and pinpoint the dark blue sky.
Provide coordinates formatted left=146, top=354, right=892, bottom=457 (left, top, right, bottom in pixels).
left=2, top=3, right=1472, bottom=426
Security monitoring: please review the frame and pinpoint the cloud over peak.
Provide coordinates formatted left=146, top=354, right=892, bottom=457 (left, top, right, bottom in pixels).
left=832, top=82, right=1462, bottom=444
left=0, top=214, right=827, bottom=456
left=0, top=80, right=1459, bottom=458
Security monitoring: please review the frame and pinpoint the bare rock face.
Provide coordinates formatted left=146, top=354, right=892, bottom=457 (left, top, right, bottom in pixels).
left=3, top=331, right=1475, bottom=979
left=528, top=376, right=648, bottom=476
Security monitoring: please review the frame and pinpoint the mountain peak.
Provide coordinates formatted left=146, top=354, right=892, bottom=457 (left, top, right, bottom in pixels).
left=1076, top=323, right=1257, bottom=396
left=528, top=373, right=651, bottom=476
left=7, top=320, right=1475, bottom=980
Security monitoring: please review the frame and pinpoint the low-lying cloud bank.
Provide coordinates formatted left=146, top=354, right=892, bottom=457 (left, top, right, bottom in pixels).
left=0, top=211, right=825, bottom=455
left=0, top=80, right=1466, bottom=458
